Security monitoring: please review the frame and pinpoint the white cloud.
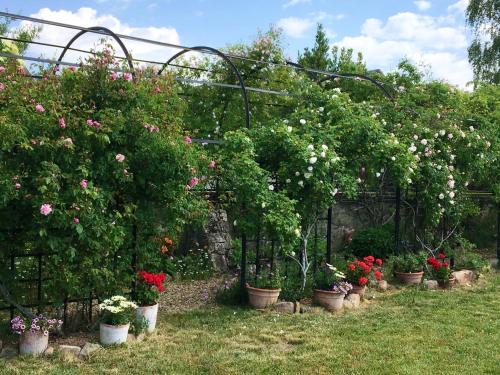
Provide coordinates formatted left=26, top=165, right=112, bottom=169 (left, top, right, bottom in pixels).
left=277, top=17, right=314, bottom=38
left=414, top=1, right=431, bottom=11
left=448, top=0, right=469, bottom=13
left=283, top=0, right=311, bottom=9
left=277, top=11, right=343, bottom=39
left=334, top=11, right=473, bottom=89
left=21, top=7, right=180, bottom=67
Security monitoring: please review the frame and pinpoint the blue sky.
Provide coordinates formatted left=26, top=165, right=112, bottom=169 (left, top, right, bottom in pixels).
left=1, top=0, right=472, bottom=87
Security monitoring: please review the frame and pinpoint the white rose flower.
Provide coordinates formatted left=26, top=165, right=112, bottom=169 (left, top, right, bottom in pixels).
left=321, top=144, right=328, bottom=150
left=298, top=180, right=304, bottom=186
left=304, top=173, right=312, bottom=179
left=286, top=178, right=291, bottom=183
left=420, top=139, right=428, bottom=145
left=307, top=144, right=314, bottom=151
left=320, top=151, right=326, bottom=158
left=287, top=126, right=293, bottom=132
left=268, top=185, right=274, bottom=191
left=439, top=193, right=445, bottom=199
left=309, top=156, right=317, bottom=164
left=295, top=171, right=300, bottom=176
left=300, top=119, right=306, bottom=125
left=449, top=191, right=455, bottom=198
left=376, top=172, right=381, bottom=178
left=307, top=166, right=313, bottom=171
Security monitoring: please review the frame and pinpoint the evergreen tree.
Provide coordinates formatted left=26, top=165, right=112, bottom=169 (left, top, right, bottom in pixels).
left=298, top=24, right=332, bottom=71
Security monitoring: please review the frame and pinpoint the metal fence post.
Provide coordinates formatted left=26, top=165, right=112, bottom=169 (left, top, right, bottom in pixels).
left=240, top=233, right=247, bottom=303
left=395, top=187, right=401, bottom=252
left=326, top=207, right=333, bottom=263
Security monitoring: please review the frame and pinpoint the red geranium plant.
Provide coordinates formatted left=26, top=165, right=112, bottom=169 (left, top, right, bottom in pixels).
left=426, top=252, right=451, bottom=281
left=345, top=256, right=383, bottom=287
left=136, top=271, right=167, bottom=306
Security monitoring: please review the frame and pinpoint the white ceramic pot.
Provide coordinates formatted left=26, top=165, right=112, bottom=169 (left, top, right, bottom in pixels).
left=136, top=303, right=159, bottom=333
left=19, top=331, right=49, bottom=356
left=99, top=323, right=129, bottom=345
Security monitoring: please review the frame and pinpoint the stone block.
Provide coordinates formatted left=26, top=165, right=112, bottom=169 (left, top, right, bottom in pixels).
left=274, top=302, right=295, bottom=314
left=452, top=270, right=475, bottom=285
left=343, top=293, right=360, bottom=310
left=79, top=342, right=101, bottom=358
left=424, top=280, right=438, bottom=290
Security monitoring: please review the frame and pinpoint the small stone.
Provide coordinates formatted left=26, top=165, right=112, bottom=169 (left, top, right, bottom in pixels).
left=44, top=346, right=54, bottom=356
left=293, top=301, right=300, bottom=314
left=58, top=345, right=81, bottom=357
left=424, top=280, right=438, bottom=290
left=0, top=346, right=18, bottom=359
left=378, top=280, right=388, bottom=291
left=452, top=270, right=475, bottom=285
left=344, top=293, right=360, bottom=310
left=79, top=342, right=101, bottom=359
left=274, top=302, right=295, bottom=314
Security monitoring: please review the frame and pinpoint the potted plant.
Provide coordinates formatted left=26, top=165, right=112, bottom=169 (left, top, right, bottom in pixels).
left=427, top=253, right=455, bottom=288
left=11, top=315, right=62, bottom=356
left=246, top=268, right=282, bottom=309
left=313, top=264, right=353, bottom=312
left=345, top=256, right=383, bottom=296
left=135, top=270, right=167, bottom=333
left=99, top=296, right=137, bottom=345
left=391, top=252, right=426, bottom=284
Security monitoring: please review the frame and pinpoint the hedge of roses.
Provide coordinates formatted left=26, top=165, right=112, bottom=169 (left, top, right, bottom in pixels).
left=0, top=45, right=212, bottom=302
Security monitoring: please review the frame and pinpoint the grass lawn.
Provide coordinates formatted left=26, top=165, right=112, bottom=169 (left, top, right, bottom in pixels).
left=1, top=273, right=499, bottom=375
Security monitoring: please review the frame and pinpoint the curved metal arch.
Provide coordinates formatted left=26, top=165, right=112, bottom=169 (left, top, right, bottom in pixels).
left=319, top=72, right=393, bottom=101
left=55, top=26, right=134, bottom=73
left=159, top=46, right=250, bottom=130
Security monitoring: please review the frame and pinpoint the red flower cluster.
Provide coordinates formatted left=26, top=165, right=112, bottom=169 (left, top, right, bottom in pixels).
left=427, top=255, right=449, bottom=270
left=137, top=271, right=166, bottom=292
left=346, top=255, right=383, bottom=286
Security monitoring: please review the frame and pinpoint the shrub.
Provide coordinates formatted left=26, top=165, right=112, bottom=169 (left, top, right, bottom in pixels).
left=390, top=252, right=427, bottom=273
left=347, top=226, right=395, bottom=259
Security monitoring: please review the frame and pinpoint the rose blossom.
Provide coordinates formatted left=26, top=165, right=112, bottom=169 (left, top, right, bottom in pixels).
left=208, top=160, right=216, bottom=169
left=15, top=183, right=21, bottom=190
left=73, top=217, right=79, bottom=224
left=123, top=72, right=132, bottom=81
left=80, top=179, right=88, bottom=189
left=154, top=86, right=161, bottom=93
left=115, top=154, right=125, bottom=162
left=35, top=104, right=45, bottom=113
left=0, top=66, right=5, bottom=73
left=185, top=136, right=192, bottom=144
left=40, top=204, right=52, bottom=216
left=110, top=71, right=118, bottom=81
left=0, top=82, right=4, bottom=91
left=59, top=117, right=66, bottom=129
left=188, top=177, right=199, bottom=188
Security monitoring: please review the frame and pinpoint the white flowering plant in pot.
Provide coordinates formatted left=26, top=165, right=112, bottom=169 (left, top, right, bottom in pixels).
left=99, top=296, right=137, bottom=326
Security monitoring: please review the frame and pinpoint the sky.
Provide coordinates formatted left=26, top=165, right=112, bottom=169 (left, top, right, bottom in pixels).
left=0, top=0, right=473, bottom=88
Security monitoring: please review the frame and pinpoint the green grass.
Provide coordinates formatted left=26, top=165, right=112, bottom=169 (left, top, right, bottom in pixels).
left=2, top=274, right=499, bottom=375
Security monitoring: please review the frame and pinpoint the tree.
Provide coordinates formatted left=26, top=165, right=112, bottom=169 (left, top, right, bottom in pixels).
left=298, top=24, right=332, bottom=71
left=466, top=0, right=500, bottom=83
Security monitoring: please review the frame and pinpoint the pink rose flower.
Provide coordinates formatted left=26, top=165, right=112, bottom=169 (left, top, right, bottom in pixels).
left=80, top=179, right=88, bottom=189
left=59, top=118, right=66, bottom=129
left=123, top=72, right=132, bottom=81
left=35, top=104, right=45, bottom=113
left=188, top=177, right=199, bottom=188
left=0, top=83, right=4, bottom=91
left=185, top=136, right=192, bottom=144
left=154, top=86, right=161, bottom=93
left=86, top=119, right=94, bottom=126
left=40, top=204, right=52, bottom=216
left=73, top=217, right=79, bottom=224
left=208, top=160, right=216, bottom=169
left=15, top=183, right=21, bottom=190
left=110, top=71, right=118, bottom=81
left=0, top=66, right=5, bottom=73
left=115, top=154, right=125, bottom=162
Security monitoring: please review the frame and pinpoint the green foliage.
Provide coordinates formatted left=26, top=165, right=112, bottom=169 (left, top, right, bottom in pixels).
left=249, top=268, right=283, bottom=289
left=390, top=252, right=427, bottom=273
left=130, top=315, right=149, bottom=335
left=347, top=226, right=395, bottom=259
left=215, top=281, right=244, bottom=306
left=298, top=24, right=332, bottom=71
left=171, top=249, right=214, bottom=280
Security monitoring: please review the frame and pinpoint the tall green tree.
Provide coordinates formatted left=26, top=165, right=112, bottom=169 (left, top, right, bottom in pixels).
left=298, top=24, right=332, bottom=71
left=466, top=0, right=499, bottom=83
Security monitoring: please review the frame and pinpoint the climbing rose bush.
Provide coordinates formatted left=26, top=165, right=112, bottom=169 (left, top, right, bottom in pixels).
left=0, top=45, right=211, bottom=301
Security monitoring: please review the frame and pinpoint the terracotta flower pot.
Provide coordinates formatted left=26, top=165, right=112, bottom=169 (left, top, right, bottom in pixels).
left=313, top=289, right=346, bottom=312
left=99, top=323, right=129, bottom=346
left=246, top=284, right=281, bottom=309
left=395, top=271, right=424, bottom=285
left=19, top=331, right=49, bottom=356
left=438, top=276, right=456, bottom=289
left=136, top=303, right=159, bottom=333
left=349, top=285, right=366, bottom=296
